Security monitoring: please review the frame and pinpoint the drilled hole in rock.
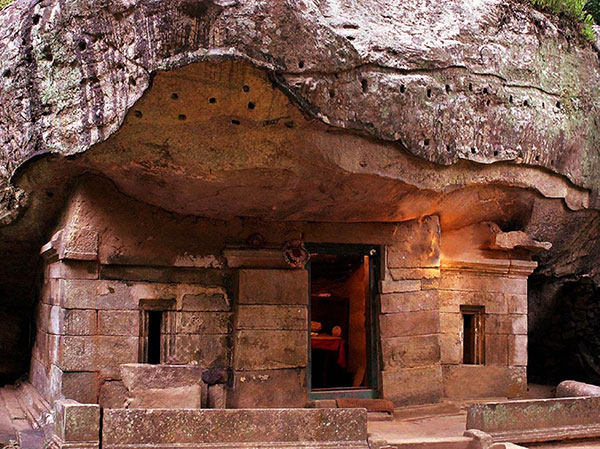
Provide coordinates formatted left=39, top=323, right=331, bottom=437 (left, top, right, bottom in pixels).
left=446, top=145, right=451, bottom=152
left=78, top=40, right=87, bottom=51
left=32, top=15, right=40, bottom=25
left=178, top=114, right=187, bottom=121
left=445, top=84, right=451, bottom=93
left=171, top=93, right=179, bottom=100
left=361, top=79, right=368, bottom=93
left=427, top=88, right=432, bottom=98
left=551, top=160, right=555, bottom=164
left=209, top=97, right=216, bottom=104
left=469, top=83, right=473, bottom=91
left=486, top=99, right=490, bottom=106
left=556, top=101, right=561, bottom=109
left=400, top=85, right=406, bottom=93
left=247, top=101, right=255, bottom=110
left=329, top=89, right=335, bottom=98
left=2, top=69, right=11, bottom=78
left=471, top=147, right=476, bottom=154
left=542, top=102, right=546, bottom=109
left=343, top=24, right=359, bottom=29
left=524, top=100, right=529, bottom=107
left=285, top=121, right=296, bottom=128
left=483, top=87, right=488, bottom=94
left=134, top=110, right=143, bottom=118
left=298, top=60, right=304, bottom=69
left=494, top=150, right=499, bottom=156
left=243, top=85, right=250, bottom=92
left=535, top=155, right=540, bottom=161
left=116, top=63, right=124, bottom=70
left=424, top=139, right=430, bottom=146
left=346, top=35, right=356, bottom=41
left=231, top=119, right=241, bottom=125
left=129, top=76, right=137, bottom=86
left=509, top=95, right=513, bottom=103
left=45, top=190, right=54, bottom=198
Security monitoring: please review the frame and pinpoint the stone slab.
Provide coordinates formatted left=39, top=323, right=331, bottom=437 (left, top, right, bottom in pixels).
left=102, top=408, right=367, bottom=446
left=176, top=311, right=231, bottom=334
left=381, top=335, right=440, bottom=369
left=236, top=305, right=307, bottom=330
left=172, top=334, right=230, bottom=368
left=228, top=368, right=307, bottom=408
left=57, top=336, right=138, bottom=376
left=467, top=397, right=600, bottom=443
left=382, top=365, right=443, bottom=406
left=380, top=290, right=439, bottom=314
left=182, top=292, right=230, bottom=311
left=237, top=269, right=308, bottom=305
left=233, top=330, right=307, bottom=370
left=443, top=365, right=526, bottom=399
left=54, top=400, right=100, bottom=443
left=120, top=363, right=203, bottom=391
left=379, top=310, right=439, bottom=337
left=101, top=265, right=230, bottom=286
left=97, top=310, right=139, bottom=336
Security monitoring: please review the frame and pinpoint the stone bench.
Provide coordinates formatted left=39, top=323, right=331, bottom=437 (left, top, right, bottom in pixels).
left=466, top=397, right=600, bottom=444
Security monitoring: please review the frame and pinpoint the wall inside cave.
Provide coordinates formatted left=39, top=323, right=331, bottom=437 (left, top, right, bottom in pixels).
left=528, top=275, right=600, bottom=386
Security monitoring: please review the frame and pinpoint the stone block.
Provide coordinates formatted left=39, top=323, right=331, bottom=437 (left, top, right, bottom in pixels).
left=126, top=385, right=202, bottom=409
left=386, top=216, right=440, bottom=269
left=506, top=294, right=527, bottom=314
left=439, top=332, right=461, bottom=365
left=176, top=311, right=231, bottom=334
left=202, top=368, right=229, bottom=385
left=228, top=369, right=307, bottom=408
left=49, top=261, right=99, bottom=280
left=389, top=268, right=440, bottom=280
left=380, top=311, right=439, bottom=337
left=207, top=384, right=227, bottom=409
left=438, top=290, right=507, bottom=314
left=58, top=336, right=139, bottom=376
left=236, top=305, right=307, bottom=330
left=99, top=381, right=128, bottom=409
left=59, top=280, right=137, bottom=310
left=54, top=399, right=100, bottom=442
left=97, top=310, right=139, bottom=336
left=556, top=380, right=600, bottom=398
left=439, top=312, right=461, bottom=335
left=485, top=334, right=508, bottom=365
left=233, top=330, right=307, bottom=370
left=60, top=227, right=99, bottom=261
left=102, top=408, right=367, bottom=446
left=102, top=265, right=230, bottom=286
left=443, top=365, right=526, bottom=399
left=439, top=273, right=527, bottom=295
left=237, top=269, right=308, bottom=305
left=380, top=290, right=438, bottom=314
left=508, top=334, right=527, bottom=366
left=486, top=315, right=527, bottom=335
left=382, top=365, right=443, bottom=406
left=58, top=370, right=99, bottom=404
left=120, top=364, right=203, bottom=391
left=49, top=307, right=97, bottom=336
left=182, top=292, right=230, bottom=311
left=172, top=334, right=229, bottom=368
left=380, top=279, right=421, bottom=294
left=381, top=335, right=440, bottom=369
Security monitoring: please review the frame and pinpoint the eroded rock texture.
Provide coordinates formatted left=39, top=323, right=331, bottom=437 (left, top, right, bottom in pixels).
left=0, top=0, right=599, bottom=382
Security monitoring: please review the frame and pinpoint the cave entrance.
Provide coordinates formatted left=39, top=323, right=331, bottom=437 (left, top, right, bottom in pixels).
left=307, top=244, right=379, bottom=399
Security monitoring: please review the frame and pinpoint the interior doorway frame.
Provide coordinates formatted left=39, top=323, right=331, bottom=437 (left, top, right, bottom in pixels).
left=305, top=243, right=381, bottom=400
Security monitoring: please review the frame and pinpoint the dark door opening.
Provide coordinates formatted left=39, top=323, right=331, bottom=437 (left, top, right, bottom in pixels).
left=307, top=244, right=379, bottom=399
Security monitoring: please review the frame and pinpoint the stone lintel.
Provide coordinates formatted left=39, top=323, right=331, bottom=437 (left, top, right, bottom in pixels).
left=441, top=255, right=537, bottom=277
left=223, top=247, right=288, bottom=268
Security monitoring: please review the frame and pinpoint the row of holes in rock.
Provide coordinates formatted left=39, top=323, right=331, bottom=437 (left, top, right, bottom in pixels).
left=424, top=141, right=553, bottom=163
left=133, top=84, right=260, bottom=124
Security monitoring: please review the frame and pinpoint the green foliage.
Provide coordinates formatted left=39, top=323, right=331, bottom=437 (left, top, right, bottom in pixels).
left=0, top=0, right=14, bottom=9
left=531, top=0, right=597, bottom=41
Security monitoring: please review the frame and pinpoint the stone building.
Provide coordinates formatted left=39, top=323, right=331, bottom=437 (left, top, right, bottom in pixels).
left=0, top=0, right=600, bottom=447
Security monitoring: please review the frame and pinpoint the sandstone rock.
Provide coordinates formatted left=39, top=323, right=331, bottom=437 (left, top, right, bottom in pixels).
left=556, top=380, right=600, bottom=398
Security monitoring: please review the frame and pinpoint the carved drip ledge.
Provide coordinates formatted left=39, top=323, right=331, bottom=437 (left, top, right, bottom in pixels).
left=441, top=255, right=537, bottom=277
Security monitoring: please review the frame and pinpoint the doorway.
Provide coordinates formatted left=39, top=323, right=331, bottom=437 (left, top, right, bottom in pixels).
left=307, top=244, right=380, bottom=399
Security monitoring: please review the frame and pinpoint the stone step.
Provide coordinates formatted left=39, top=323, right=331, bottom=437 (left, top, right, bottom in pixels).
left=0, top=387, right=30, bottom=432
left=370, top=436, right=475, bottom=449
left=15, top=382, right=51, bottom=430
left=17, top=428, right=45, bottom=449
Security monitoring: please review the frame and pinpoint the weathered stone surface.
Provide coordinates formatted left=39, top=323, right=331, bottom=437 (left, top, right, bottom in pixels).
left=379, top=310, right=439, bottom=337
left=556, top=380, right=600, bottom=398
left=443, top=365, right=526, bottom=399
left=182, top=293, right=230, bottom=311
left=120, top=364, right=203, bottom=391
left=380, top=290, right=439, bottom=314
left=380, top=280, right=421, bottom=294
left=236, top=305, right=307, bottom=330
left=382, top=366, right=443, bottom=406
left=49, top=307, right=97, bottom=336
left=228, top=369, right=307, bottom=408
left=57, top=370, right=99, bottom=404
left=202, top=368, right=228, bottom=386
left=176, top=311, right=231, bottom=334
left=102, top=408, right=367, bottom=446
left=172, top=334, right=229, bottom=368
left=207, top=384, right=226, bottom=409
left=57, top=336, right=138, bottom=376
left=126, top=386, right=202, bottom=409
left=54, top=400, right=100, bottom=443
left=233, top=330, right=307, bottom=370
left=381, top=335, right=440, bottom=370
left=237, top=270, right=308, bottom=305
left=97, top=310, right=139, bottom=336
left=99, top=381, right=128, bottom=409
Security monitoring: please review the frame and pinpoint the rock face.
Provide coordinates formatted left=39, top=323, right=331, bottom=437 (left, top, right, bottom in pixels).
left=0, top=0, right=599, bottom=384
